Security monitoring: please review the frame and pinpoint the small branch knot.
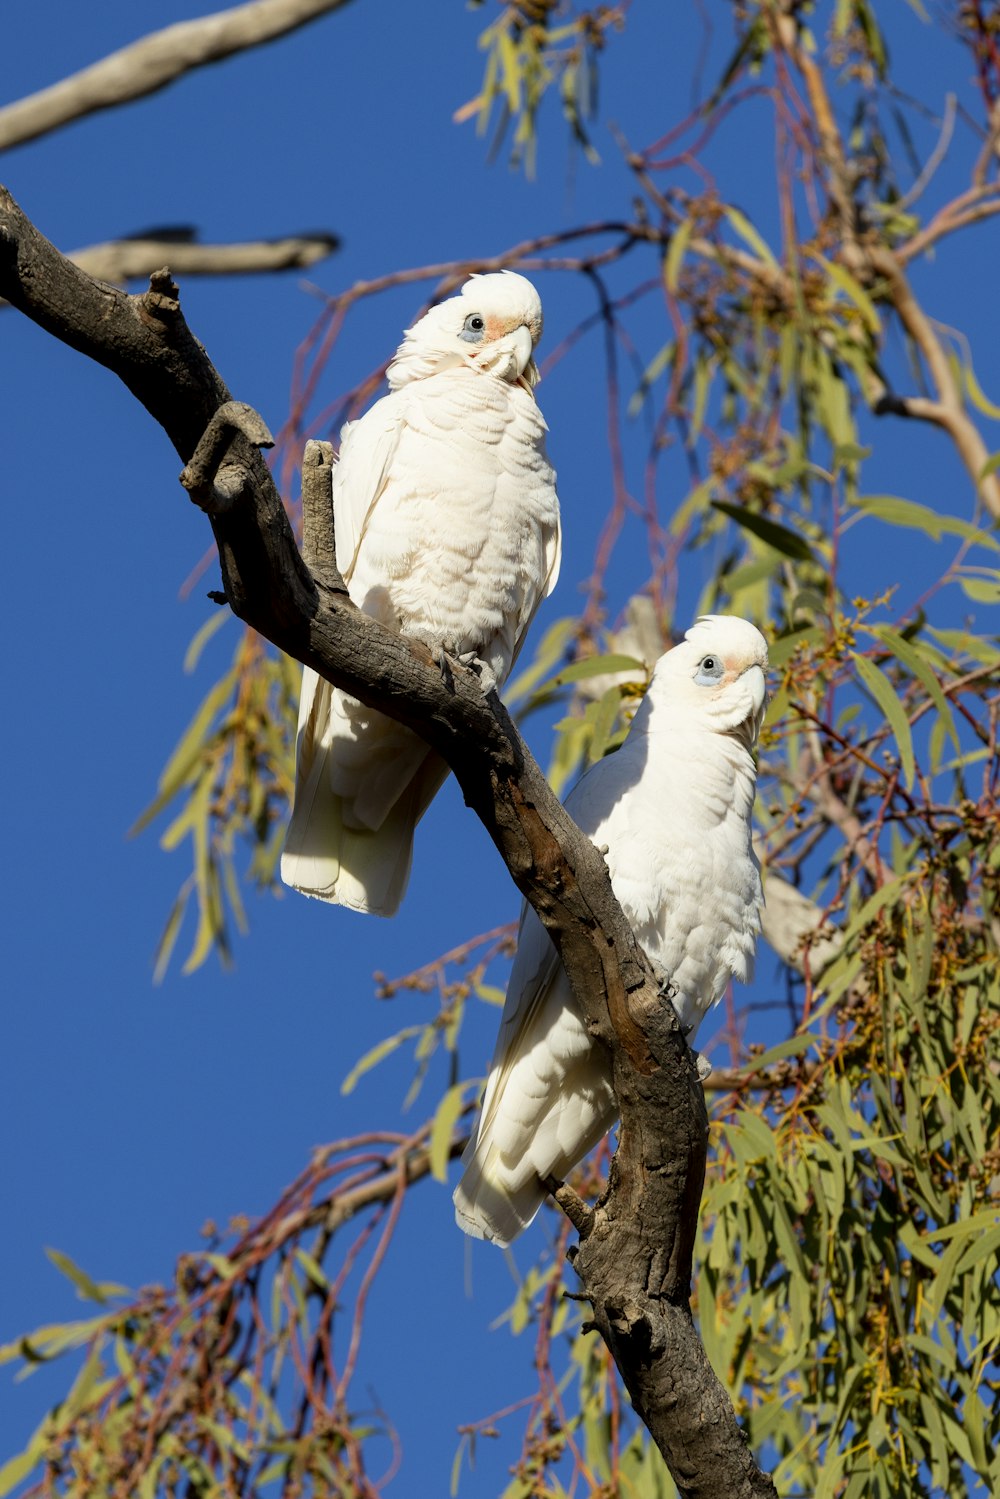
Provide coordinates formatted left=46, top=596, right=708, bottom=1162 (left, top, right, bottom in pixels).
left=542, top=1174, right=595, bottom=1239
left=180, top=401, right=274, bottom=514
left=138, top=267, right=181, bottom=326
left=148, top=266, right=179, bottom=299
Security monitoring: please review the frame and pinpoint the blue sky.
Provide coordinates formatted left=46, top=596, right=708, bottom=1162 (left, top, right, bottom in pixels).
left=2, top=3, right=998, bottom=1493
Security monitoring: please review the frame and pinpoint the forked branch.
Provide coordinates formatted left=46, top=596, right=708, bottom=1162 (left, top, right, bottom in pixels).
left=0, top=184, right=776, bottom=1499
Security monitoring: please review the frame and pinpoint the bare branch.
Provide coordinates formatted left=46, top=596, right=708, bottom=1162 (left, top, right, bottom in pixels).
left=973, top=98, right=1000, bottom=187
left=897, top=187, right=1000, bottom=263
left=772, top=6, right=859, bottom=248
left=299, top=438, right=346, bottom=594
left=0, top=183, right=776, bottom=1497
left=0, top=229, right=340, bottom=314
left=0, top=0, right=356, bottom=153
left=869, top=245, right=1000, bottom=520
left=68, top=230, right=339, bottom=282
left=543, top=1174, right=596, bottom=1239
left=895, top=93, right=957, bottom=212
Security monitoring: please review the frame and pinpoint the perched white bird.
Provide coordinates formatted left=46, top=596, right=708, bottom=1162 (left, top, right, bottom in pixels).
left=281, top=272, right=561, bottom=917
left=453, top=615, right=768, bottom=1246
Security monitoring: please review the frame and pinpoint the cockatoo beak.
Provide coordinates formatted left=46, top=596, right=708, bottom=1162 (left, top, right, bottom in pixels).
left=724, top=663, right=767, bottom=749
left=743, top=663, right=768, bottom=744
left=482, top=324, right=536, bottom=386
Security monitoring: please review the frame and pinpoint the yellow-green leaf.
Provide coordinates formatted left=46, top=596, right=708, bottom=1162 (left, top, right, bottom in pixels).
left=963, top=359, right=1000, bottom=420
left=665, top=218, right=693, bottom=292
left=341, top=1025, right=424, bottom=1095
left=45, top=1248, right=113, bottom=1305
left=852, top=651, right=915, bottom=788
left=853, top=495, right=1000, bottom=551
left=868, top=625, right=960, bottom=754
left=722, top=205, right=779, bottom=268
left=183, top=610, right=229, bottom=674
left=429, top=1084, right=467, bottom=1183
left=810, top=251, right=881, bottom=334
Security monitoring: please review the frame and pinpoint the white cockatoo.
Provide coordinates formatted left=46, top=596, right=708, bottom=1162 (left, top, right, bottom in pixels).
left=453, top=615, right=768, bottom=1246
left=281, top=272, right=561, bottom=917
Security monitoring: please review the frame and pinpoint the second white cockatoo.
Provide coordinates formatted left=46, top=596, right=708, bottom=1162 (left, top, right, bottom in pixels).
left=453, top=614, right=768, bottom=1246
left=281, top=272, right=561, bottom=917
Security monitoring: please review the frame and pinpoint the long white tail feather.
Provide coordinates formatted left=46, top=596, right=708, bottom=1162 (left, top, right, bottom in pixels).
left=452, top=1140, right=547, bottom=1247
left=452, top=1072, right=615, bottom=1247
left=281, top=669, right=448, bottom=916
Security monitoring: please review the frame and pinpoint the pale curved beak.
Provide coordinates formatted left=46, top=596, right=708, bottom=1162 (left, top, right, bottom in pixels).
left=483, top=323, right=535, bottom=384
left=744, top=663, right=768, bottom=743
left=745, top=663, right=767, bottom=717
left=508, top=323, right=534, bottom=377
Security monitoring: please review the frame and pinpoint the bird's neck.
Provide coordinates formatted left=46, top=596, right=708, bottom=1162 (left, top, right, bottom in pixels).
left=628, top=704, right=758, bottom=818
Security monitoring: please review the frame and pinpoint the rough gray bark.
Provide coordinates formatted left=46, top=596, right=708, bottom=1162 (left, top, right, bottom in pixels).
left=0, top=184, right=777, bottom=1499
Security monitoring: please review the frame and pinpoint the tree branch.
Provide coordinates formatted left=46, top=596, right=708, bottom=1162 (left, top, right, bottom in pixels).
left=758, top=865, right=843, bottom=976
left=0, top=184, right=776, bottom=1499
left=0, top=229, right=339, bottom=312
left=0, top=0, right=356, bottom=153
left=868, top=245, right=1000, bottom=520
left=70, top=229, right=339, bottom=282
left=299, top=438, right=347, bottom=594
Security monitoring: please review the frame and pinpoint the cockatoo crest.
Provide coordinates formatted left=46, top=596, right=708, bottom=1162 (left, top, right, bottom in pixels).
left=387, top=271, right=543, bottom=393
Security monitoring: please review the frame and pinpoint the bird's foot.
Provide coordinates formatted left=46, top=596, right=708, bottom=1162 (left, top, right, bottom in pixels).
left=455, top=649, right=497, bottom=694
left=432, top=647, right=496, bottom=695
left=691, top=1050, right=714, bottom=1082
left=651, top=962, right=677, bottom=1003
left=431, top=646, right=457, bottom=691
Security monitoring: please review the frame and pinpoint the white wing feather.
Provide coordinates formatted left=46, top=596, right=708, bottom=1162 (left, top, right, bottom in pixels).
left=282, top=354, right=560, bottom=916
left=454, top=622, right=766, bottom=1244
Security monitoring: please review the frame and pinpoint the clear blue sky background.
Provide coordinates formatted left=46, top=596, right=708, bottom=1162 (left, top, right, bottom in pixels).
left=2, top=3, right=997, bottom=1494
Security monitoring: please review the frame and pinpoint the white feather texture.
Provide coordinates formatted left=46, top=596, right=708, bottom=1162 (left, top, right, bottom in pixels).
left=281, top=273, right=561, bottom=916
left=453, top=614, right=768, bottom=1245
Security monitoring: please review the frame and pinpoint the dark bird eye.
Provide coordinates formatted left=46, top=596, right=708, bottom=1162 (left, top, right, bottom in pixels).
left=461, top=313, right=486, bottom=343
left=695, top=654, right=724, bottom=685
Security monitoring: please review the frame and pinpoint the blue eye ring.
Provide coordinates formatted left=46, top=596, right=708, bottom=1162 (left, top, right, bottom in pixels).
left=460, top=313, right=486, bottom=343
left=695, top=654, right=724, bottom=685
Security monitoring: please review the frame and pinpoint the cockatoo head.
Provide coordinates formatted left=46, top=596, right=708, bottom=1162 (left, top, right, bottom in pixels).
left=647, top=614, right=769, bottom=748
left=387, top=271, right=544, bottom=393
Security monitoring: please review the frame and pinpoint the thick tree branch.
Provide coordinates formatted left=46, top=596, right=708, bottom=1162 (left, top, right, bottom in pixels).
left=0, top=0, right=356, bottom=153
left=0, top=185, right=776, bottom=1499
